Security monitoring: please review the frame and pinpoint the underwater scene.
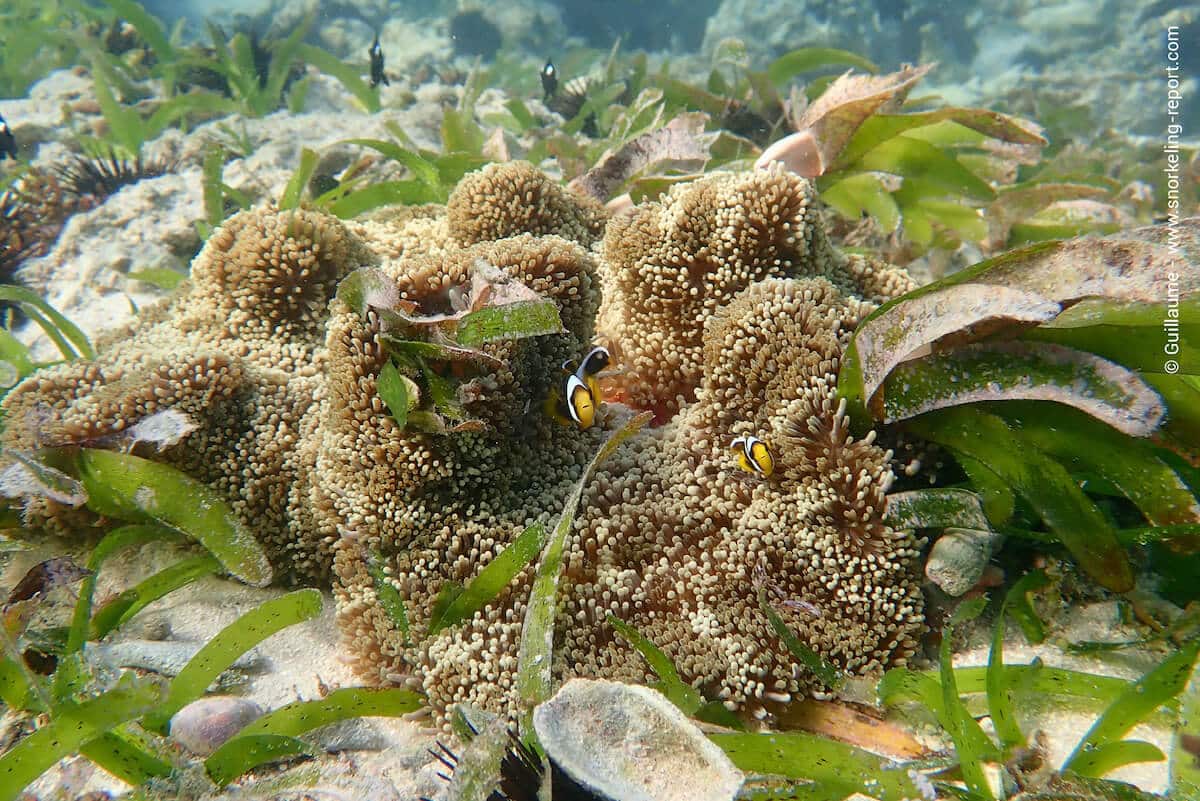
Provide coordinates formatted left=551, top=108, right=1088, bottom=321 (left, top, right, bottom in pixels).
left=0, top=0, right=1198, bottom=799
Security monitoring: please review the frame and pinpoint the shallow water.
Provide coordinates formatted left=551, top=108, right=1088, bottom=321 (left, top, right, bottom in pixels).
left=0, top=2, right=1196, bottom=801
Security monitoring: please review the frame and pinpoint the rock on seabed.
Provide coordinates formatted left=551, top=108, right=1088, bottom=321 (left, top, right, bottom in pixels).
left=532, top=678, right=744, bottom=801
left=169, top=695, right=264, bottom=756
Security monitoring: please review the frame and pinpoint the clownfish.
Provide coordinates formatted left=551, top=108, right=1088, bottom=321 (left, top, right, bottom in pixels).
left=546, top=346, right=610, bottom=430
left=730, top=434, right=775, bottom=477
left=562, top=373, right=596, bottom=429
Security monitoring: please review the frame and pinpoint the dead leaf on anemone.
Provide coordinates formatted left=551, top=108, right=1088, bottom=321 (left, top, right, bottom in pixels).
left=569, top=113, right=714, bottom=201
left=772, top=698, right=928, bottom=761
left=335, top=267, right=400, bottom=318
left=879, top=341, right=1166, bottom=437
left=844, top=218, right=1200, bottom=412
left=339, top=263, right=562, bottom=366
left=757, top=64, right=933, bottom=177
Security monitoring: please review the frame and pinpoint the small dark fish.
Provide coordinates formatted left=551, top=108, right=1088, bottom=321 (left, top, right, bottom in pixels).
left=540, top=60, right=558, bottom=100
left=369, top=35, right=389, bottom=88
left=5, top=556, right=91, bottom=606
left=1183, top=732, right=1200, bottom=763
left=540, top=61, right=603, bottom=137
left=22, top=647, right=57, bottom=675
left=0, top=114, right=16, bottom=161
left=309, top=172, right=340, bottom=198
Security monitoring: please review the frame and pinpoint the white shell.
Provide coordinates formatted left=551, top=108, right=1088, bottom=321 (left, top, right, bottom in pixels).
left=533, top=678, right=744, bottom=801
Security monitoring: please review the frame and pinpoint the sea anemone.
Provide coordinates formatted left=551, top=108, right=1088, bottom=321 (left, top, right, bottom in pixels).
left=0, top=164, right=926, bottom=726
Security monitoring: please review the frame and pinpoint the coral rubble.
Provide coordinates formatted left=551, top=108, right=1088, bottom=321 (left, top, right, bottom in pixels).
left=0, top=161, right=924, bottom=724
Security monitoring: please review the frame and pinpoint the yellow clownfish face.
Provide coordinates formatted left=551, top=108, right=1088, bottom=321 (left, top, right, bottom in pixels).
left=564, top=373, right=596, bottom=429
left=730, top=434, right=775, bottom=477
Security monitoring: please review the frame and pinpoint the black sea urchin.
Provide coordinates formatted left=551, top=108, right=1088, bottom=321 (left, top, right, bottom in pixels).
left=421, top=728, right=604, bottom=801
left=422, top=732, right=544, bottom=801
left=53, top=150, right=177, bottom=203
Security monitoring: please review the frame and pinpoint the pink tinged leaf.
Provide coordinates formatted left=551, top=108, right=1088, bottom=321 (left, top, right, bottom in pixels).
left=755, top=130, right=824, bottom=177
left=790, top=63, right=934, bottom=175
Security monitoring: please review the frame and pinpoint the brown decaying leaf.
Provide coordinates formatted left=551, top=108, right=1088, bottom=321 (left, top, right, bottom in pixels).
left=569, top=113, right=714, bottom=201
left=986, top=183, right=1112, bottom=248
left=5, top=556, right=91, bottom=606
left=855, top=218, right=1200, bottom=406
left=773, top=698, right=929, bottom=761
left=883, top=341, right=1166, bottom=437
left=763, top=63, right=1044, bottom=182
left=762, top=64, right=933, bottom=177
left=860, top=284, right=1061, bottom=403
left=378, top=260, right=547, bottom=334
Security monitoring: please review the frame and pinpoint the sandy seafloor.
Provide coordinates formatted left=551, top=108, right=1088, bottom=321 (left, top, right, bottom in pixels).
left=0, top=535, right=1178, bottom=800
